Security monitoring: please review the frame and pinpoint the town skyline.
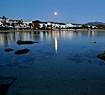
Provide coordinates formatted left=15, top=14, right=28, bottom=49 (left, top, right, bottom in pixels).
left=0, top=0, right=105, bottom=23
left=1, top=15, right=105, bottom=24
left=1, top=15, right=105, bottom=30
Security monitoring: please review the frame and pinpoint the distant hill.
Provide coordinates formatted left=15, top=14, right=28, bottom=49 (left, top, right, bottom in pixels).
left=84, top=21, right=105, bottom=26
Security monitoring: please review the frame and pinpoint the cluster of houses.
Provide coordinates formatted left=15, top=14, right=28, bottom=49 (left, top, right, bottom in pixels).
left=0, top=16, right=97, bottom=30
left=0, top=16, right=33, bottom=30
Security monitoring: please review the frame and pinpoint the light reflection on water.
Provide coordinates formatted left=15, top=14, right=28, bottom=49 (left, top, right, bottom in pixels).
left=0, top=30, right=105, bottom=95
left=0, top=30, right=97, bottom=46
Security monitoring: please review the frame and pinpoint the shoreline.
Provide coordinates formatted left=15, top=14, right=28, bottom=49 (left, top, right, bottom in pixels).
left=0, top=29, right=104, bottom=33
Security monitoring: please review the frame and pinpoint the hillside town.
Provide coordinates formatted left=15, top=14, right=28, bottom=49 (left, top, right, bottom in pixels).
left=0, top=16, right=105, bottom=30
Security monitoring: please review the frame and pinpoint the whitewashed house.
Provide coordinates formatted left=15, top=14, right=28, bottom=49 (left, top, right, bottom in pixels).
left=8, top=20, right=18, bottom=26
left=22, top=20, right=33, bottom=28
left=0, top=17, right=3, bottom=26
left=66, top=23, right=74, bottom=28
left=71, top=23, right=82, bottom=28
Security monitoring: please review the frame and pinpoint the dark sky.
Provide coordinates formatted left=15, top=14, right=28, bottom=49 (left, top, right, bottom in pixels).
left=0, top=0, right=105, bottom=23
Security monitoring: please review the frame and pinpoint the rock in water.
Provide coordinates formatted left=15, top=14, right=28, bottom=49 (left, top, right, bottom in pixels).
left=97, top=52, right=105, bottom=60
left=0, top=76, right=16, bottom=95
left=17, top=40, right=38, bottom=45
left=15, top=48, right=30, bottom=55
left=4, top=48, right=13, bottom=52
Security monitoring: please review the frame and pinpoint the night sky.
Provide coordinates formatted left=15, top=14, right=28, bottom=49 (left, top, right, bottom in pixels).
left=0, top=0, right=105, bottom=23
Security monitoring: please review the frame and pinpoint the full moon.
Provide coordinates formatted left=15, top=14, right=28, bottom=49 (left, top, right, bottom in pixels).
left=54, top=12, right=58, bottom=16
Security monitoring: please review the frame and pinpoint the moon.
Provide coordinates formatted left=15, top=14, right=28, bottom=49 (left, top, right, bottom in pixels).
left=54, top=12, right=58, bottom=16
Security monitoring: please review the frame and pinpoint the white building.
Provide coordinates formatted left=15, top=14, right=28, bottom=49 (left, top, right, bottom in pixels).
left=0, top=16, right=9, bottom=26
left=22, top=20, right=32, bottom=28
left=71, top=23, right=82, bottom=28
left=66, top=23, right=74, bottom=28
left=0, top=17, right=3, bottom=26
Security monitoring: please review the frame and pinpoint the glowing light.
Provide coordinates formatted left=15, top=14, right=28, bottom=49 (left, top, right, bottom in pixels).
left=54, top=12, right=58, bottom=16
left=54, top=36, right=58, bottom=53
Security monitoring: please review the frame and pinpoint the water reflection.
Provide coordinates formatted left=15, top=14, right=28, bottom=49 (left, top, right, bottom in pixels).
left=1, top=30, right=105, bottom=95
left=88, top=30, right=95, bottom=37
left=54, top=31, right=58, bottom=53
left=0, top=30, right=100, bottom=47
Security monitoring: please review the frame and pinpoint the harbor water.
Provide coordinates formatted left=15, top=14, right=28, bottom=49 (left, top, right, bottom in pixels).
left=0, top=30, right=105, bottom=95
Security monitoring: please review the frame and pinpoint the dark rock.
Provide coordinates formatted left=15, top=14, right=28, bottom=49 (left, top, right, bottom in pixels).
left=0, top=76, right=16, bottom=95
left=17, top=40, right=38, bottom=45
left=94, top=41, right=96, bottom=43
left=4, top=48, right=13, bottom=52
left=0, top=83, right=11, bottom=95
left=15, top=48, right=30, bottom=55
left=97, top=52, right=105, bottom=60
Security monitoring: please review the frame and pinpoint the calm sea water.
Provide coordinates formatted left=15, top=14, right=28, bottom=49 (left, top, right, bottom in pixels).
left=0, top=30, right=105, bottom=95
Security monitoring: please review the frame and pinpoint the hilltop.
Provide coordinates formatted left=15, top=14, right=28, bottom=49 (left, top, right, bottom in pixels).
left=84, top=21, right=105, bottom=26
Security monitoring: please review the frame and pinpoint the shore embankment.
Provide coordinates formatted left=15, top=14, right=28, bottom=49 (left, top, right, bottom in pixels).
left=0, top=30, right=52, bottom=33
left=0, top=29, right=104, bottom=33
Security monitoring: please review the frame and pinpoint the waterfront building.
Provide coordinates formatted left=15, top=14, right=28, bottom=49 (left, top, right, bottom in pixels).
left=0, top=17, right=3, bottom=26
